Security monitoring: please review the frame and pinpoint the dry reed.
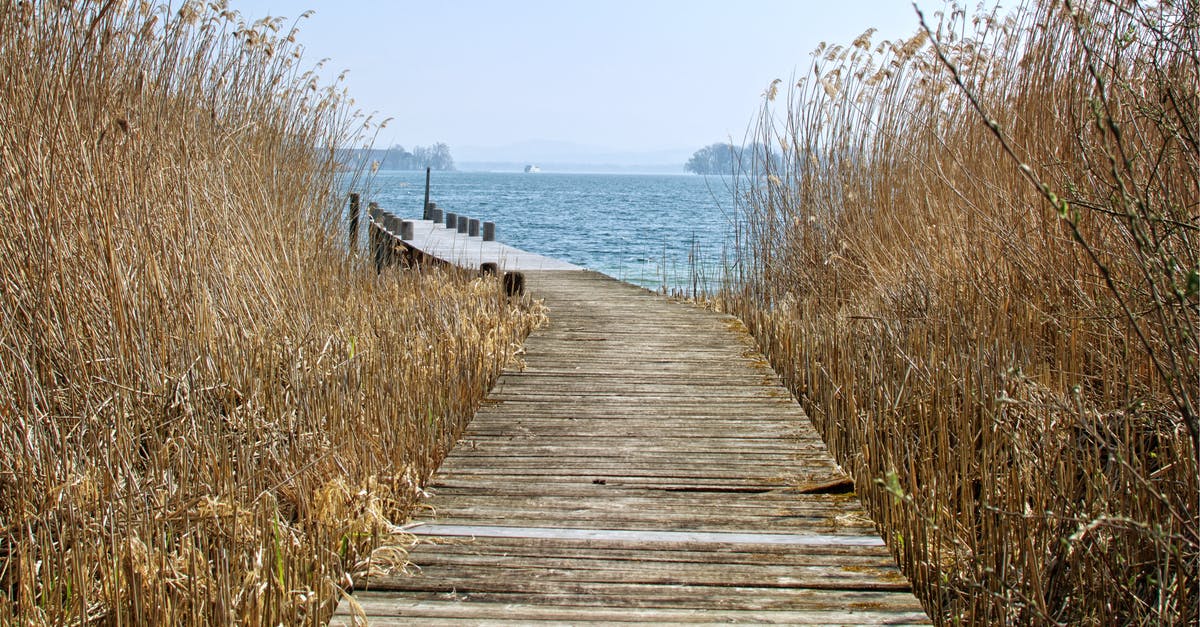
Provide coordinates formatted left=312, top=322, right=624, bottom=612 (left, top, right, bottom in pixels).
left=0, top=1, right=541, bottom=623
left=725, top=1, right=1197, bottom=623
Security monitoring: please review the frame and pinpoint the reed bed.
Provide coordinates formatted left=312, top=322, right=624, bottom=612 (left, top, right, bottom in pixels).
left=724, top=1, right=1197, bottom=623
left=0, top=1, right=542, bottom=623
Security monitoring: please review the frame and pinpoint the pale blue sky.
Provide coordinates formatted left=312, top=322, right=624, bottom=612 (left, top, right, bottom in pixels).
left=229, top=1, right=948, bottom=161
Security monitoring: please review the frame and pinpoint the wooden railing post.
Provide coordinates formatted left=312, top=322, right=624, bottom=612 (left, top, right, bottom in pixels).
left=422, top=167, right=431, bottom=220
left=503, top=271, right=525, bottom=296
left=368, top=202, right=385, bottom=273
left=348, top=192, right=361, bottom=253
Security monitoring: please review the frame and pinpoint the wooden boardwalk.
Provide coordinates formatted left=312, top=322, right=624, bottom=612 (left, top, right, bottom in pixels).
left=402, top=218, right=582, bottom=272
left=332, top=269, right=927, bottom=624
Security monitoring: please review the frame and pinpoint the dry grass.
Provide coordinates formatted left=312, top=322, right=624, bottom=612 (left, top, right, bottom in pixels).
left=0, top=1, right=541, bottom=623
left=725, top=1, right=1197, bottom=623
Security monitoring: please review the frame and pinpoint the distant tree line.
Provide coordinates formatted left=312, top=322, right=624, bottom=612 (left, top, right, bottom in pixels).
left=382, top=143, right=455, bottom=170
left=684, top=142, right=778, bottom=175
left=340, top=143, right=456, bottom=171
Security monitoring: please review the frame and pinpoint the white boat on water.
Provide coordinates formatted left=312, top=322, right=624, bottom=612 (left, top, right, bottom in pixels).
left=524, top=164, right=541, bottom=173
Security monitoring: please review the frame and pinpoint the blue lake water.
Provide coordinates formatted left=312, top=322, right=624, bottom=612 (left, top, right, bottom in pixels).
left=358, top=171, right=740, bottom=292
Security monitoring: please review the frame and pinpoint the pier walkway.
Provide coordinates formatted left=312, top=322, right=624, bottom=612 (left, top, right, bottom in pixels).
left=401, top=218, right=581, bottom=272
left=331, top=250, right=928, bottom=623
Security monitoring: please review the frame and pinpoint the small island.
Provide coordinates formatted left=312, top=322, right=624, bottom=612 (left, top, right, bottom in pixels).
left=342, top=143, right=456, bottom=171
left=684, top=142, right=776, bottom=175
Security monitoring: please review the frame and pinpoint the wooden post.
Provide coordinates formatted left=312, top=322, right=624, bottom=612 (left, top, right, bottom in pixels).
left=348, top=192, right=361, bottom=253
left=381, top=211, right=399, bottom=268
left=422, top=167, right=431, bottom=220
left=480, top=262, right=498, bottom=276
left=483, top=221, right=496, bottom=242
left=468, top=218, right=480, bottom=237
left=457, top=215, right=468, bottom=234
left=400, top=220, right=414, bottom=241
left=445, top=212, right=457, bottom=229
left=368, top=202, right=384, bottom=273
left=503, top=271, right=525, bottom=297
left=427, top=201, right=440, bottom=224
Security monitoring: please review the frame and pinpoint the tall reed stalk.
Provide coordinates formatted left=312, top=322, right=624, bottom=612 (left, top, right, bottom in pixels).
left=0, top=1, right=542, bottom=623
left=725, top=1, right=1197, bottom=622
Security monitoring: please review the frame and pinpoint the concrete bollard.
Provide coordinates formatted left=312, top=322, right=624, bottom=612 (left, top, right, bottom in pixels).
left=457, top=215, right=468, bottom=233
left=468, top=218, right=480, bottom=237
left=503, top=271, right=525, bottom=297
left=480, top=262, right=498, bottom=276
left=482, top=221, right=496, bottom=242
left=445, top=212, right=457, bottom=229
left=400, top=220, right=414, bottom=241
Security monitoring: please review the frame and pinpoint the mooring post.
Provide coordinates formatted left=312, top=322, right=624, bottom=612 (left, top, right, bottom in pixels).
left=348, top=192, right=361, bottom=253
left=468, top=218, right=480, bottom=237
left=381, top=210, right=399, bottom=268
left=428, top=201, right=441, bottom=224
left=446, top=212, right=457, bottom=229
left=480, top=262, right=498, bottom=276
left=483, top=221, right=496, bottom=242
left=368, top=202, right=384, bottom=273
left=457, top=215, right=468, bottom=234
left=422, top=167, right=431, bottom=220
left=503, top=271, right=525, bottom=297
left=400, top=220, right=414, bottom=241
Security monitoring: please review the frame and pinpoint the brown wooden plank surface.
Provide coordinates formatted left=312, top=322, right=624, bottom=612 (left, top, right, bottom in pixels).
left=332, top=270, right=927, bottom=625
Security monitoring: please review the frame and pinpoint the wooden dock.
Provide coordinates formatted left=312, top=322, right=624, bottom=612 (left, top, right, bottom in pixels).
left=331, top=237, right=929, bottom=624
left=401, top=218, right=581, bottom=272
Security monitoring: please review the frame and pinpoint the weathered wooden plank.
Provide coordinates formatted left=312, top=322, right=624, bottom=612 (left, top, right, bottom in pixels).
left=439, top=454, right=833, bottom=466
left=419, top=518, right=876, bottom=536
left=401, top=534, right=899, bottom=560
left=417, top=497, right=865, bottom=518
left=402, top=524, right=885, bottom=546
left=347, top=582, right=924, bottom=612
left=427, top=481, right=851, bottom=495
left=428, top=469, right=843, bottom=484
left=333, top=596, right=931, bottom=625
left=371, top=566, right=912, bottom=593
left=402, top=548, right=900, bottom=571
